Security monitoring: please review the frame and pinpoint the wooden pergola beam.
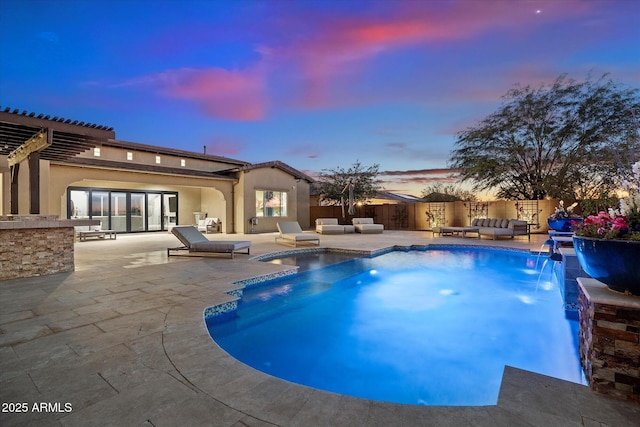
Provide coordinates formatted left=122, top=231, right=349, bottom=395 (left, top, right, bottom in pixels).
left=8, top=129, right=52, bottom=214
left=8, top=129, right=51, bottom=167
left=29, top=151, right=40, bottom=214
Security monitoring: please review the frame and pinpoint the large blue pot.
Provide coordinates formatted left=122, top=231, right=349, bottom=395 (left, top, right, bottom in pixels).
left=573, top=236, right=640, bottom=295
left=547, top=217, right=583, bottom=232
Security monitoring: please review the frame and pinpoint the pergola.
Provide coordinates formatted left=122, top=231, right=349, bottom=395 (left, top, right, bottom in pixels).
left=0, top=107, right=115, bottom=214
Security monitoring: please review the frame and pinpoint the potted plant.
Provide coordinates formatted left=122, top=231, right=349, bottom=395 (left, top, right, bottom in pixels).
left=573, top=162, right=640, bottom=295
left=547, top=200, right=583, bottom=232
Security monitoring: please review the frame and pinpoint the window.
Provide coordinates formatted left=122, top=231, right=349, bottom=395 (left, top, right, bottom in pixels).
left=127, top=152, right=133, bottom=160
left=94, top=147, right=101, bottom=157
left=256, top=190, right=287, bottom=217
left=180, top=159, right=186, bottom=167
left=155, top=155, right=161, bottom=164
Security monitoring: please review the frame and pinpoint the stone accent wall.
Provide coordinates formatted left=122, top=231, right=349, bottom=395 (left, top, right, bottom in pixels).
left=579, top=284, right=640, bottom=404
left=0, top=227, right=75, bottom=280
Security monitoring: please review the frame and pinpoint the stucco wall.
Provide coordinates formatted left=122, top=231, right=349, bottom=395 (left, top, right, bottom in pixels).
left=295, top=182, right=310, bottom=228
left=200, top=188, right=227, bottom=232
left=237, top=167, right=311, bottom=233
left=47, top=165, right=235, bottom=231
left=2, top=154, right=311, bottom=234
left=76, top=145, right=239, bottom=172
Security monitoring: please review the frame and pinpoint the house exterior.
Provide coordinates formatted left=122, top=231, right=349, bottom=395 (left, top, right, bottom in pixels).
left=0, top=108, right=312, bottom=234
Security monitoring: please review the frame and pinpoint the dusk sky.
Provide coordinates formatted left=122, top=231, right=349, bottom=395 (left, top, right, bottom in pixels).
left=1, top=0, right=639, bottom=197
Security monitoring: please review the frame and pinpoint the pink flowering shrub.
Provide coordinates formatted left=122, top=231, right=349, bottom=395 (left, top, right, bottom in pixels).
left=575, top=159, right=640, bottom=241
left=574, top=211, right=640, bottom=240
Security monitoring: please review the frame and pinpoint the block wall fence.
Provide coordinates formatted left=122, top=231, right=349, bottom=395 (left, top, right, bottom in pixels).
left=310, top=199, right=561, bottom=232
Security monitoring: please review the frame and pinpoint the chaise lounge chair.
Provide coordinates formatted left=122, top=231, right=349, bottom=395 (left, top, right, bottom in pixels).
left=276, top=221, right=320, bottom=247
left=168, top=226, right=251, bottom=258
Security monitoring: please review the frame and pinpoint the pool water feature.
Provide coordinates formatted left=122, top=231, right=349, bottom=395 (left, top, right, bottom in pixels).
left=207, top=248, right=587, bottom=406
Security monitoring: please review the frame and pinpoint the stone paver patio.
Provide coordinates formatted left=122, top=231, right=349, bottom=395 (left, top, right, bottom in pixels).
left=1, top=230, right=638, bottom=426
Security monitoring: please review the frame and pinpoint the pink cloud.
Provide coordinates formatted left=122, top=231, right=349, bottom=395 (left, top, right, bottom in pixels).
left=113, top=0, right=612, bottom=119
left=205, top=135, right=244, bottom=156
left=120, top=67, right=266, bottom=121
left=165, top=67, right=266, bottom=120
left=301, top=169, right=321, bottom=180
left=263, top=0, right=600, bottom=109
left=274, top=18, right=437, bottom=107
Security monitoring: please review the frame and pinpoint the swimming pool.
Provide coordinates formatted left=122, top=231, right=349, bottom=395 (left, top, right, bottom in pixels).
left=207, top=247, right=587, bottom=406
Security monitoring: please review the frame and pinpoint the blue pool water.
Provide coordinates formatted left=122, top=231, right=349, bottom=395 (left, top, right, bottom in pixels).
left=207, top=248, right=587, bottom=406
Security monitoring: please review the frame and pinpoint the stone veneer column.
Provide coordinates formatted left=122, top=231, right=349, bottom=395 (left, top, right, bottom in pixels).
left=0, top=215, right=97, bottom=280
left=0, top=227, right=75, bottom=280
left=578, top=277, right=640, bottom=404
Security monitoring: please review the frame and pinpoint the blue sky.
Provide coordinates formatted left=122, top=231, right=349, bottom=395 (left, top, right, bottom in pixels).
left=1, top=0, right=639, bottom=196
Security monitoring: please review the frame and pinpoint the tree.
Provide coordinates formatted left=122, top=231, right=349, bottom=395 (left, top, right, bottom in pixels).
left=420, top=183, right=477, bottom=202
left=316, top=161, right=382, bottom=206
left=449, top=74, right=640, bottom=200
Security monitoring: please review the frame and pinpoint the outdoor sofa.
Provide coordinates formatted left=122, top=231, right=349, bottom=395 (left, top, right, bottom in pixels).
left=315, top=218, right=355, bottom=234
left=168, top=226, right=250, bottom=258
left=432, top=218, right=529, bottom=240
left=352, top=218, right=384, bottom=234
left=475, top=218, right=529, bottom=240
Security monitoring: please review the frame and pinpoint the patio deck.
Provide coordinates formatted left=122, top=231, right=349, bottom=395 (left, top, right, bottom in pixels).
left=1, top=231, right=638, bottom=426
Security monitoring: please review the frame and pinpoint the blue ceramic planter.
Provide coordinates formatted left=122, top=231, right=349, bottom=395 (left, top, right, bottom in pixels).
left=547, top=217, right=583, bottom=232
left=573, top=236, right=640, bottom=295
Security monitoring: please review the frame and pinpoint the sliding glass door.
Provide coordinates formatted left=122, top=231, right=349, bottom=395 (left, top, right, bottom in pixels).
left=147, top=193, right=162, bottom=231
left=130, top=193, right=146, bottom=232
left=68, top=187, right=178, bottom=233
left=91, top=191, right=109, bottom=229
left=164, top=194, right=177, bottom=229
left=110, top=192, right=127, bottom=232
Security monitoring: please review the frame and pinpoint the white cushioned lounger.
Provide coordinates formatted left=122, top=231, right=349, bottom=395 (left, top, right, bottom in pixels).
left=352, top=218, right=384, bottom=234
left=276, top=221, right=320, bottom=247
